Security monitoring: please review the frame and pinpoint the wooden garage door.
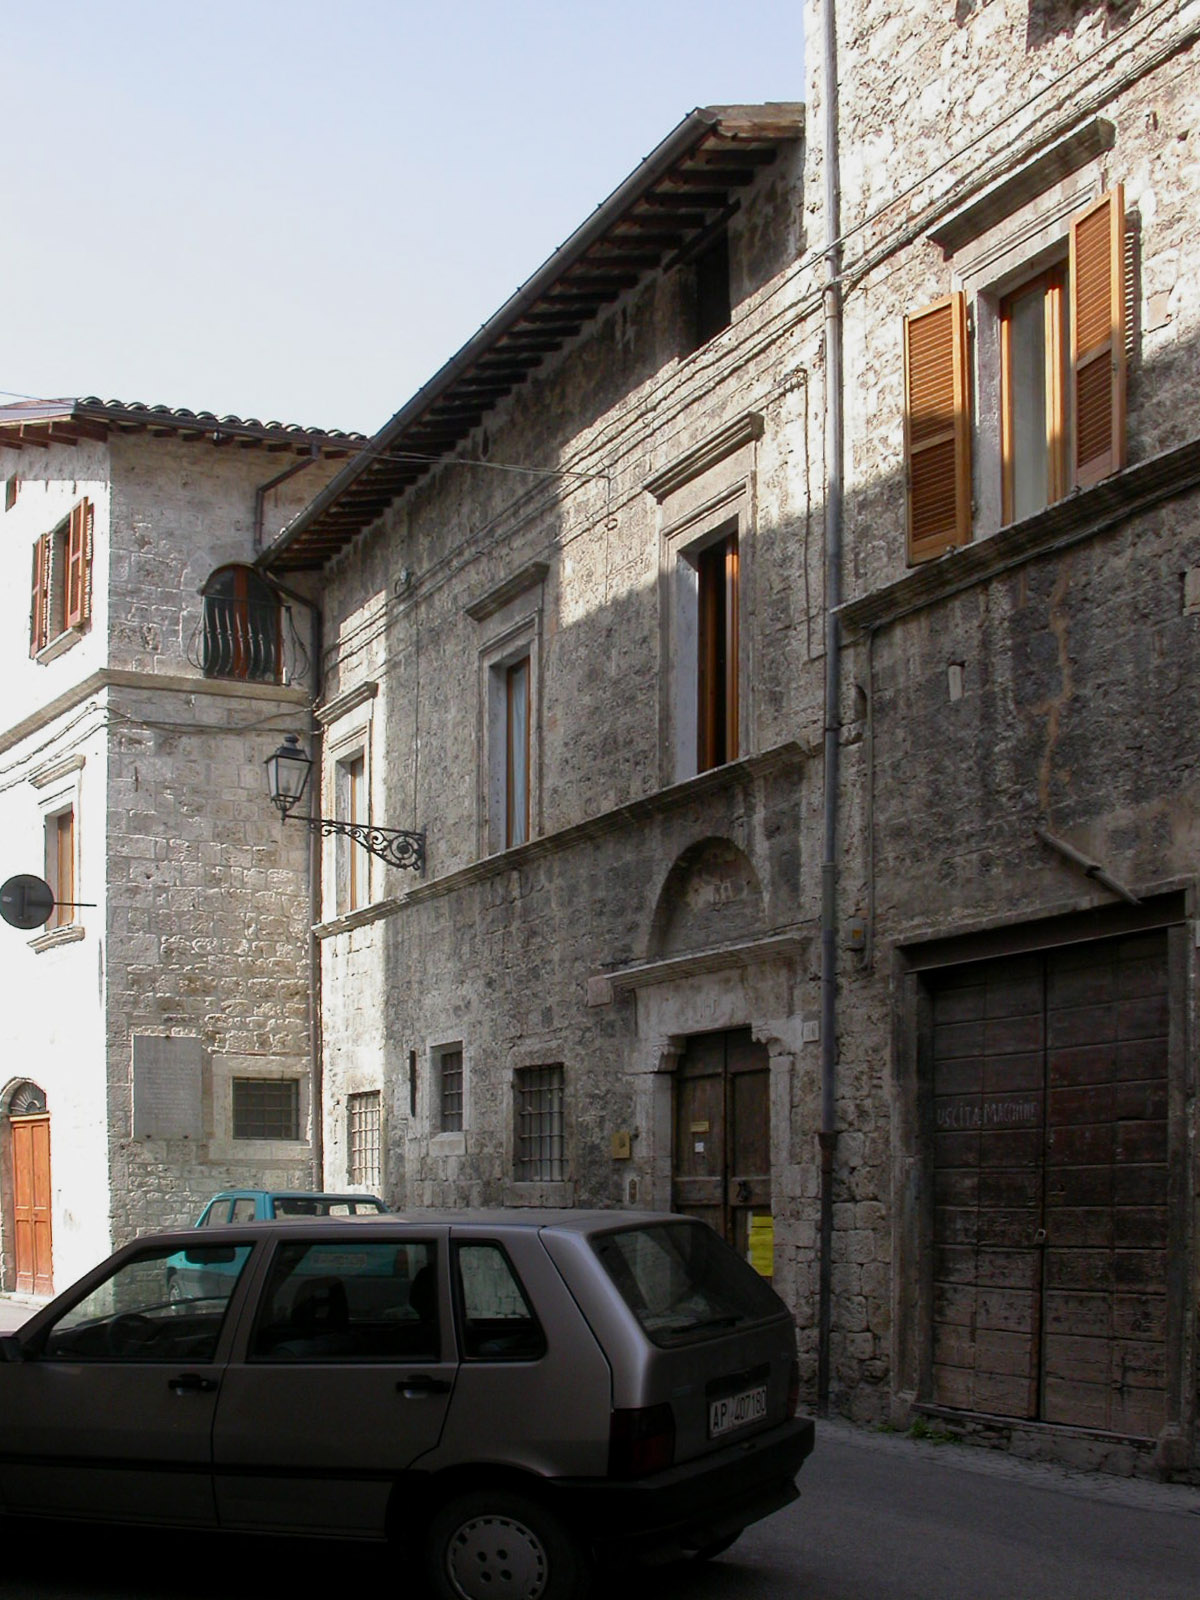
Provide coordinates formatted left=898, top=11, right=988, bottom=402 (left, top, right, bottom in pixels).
left=930, top=931, right=1169, bottom=1436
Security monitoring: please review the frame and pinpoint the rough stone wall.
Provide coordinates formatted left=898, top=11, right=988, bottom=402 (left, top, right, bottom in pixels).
left=312, top=140, right=839, bottom=1387
left=802, top=0, right=1200, bottom=1445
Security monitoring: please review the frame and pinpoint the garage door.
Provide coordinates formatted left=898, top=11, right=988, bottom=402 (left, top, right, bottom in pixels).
left=930, top=930, right=1169, bottom=1436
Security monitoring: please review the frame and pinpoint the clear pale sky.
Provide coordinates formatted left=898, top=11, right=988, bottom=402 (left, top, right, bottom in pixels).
left=2, top=1, right=805, bottom=435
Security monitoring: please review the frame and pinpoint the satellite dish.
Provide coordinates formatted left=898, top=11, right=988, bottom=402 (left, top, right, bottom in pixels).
left=0, top=875, right=56, bottom=930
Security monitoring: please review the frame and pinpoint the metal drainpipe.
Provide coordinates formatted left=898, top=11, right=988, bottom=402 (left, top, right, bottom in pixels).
left=817, top=0, right=844, bottom=1419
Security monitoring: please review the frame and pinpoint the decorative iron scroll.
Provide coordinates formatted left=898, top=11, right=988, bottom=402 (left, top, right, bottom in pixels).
left=306, top=815, right=425, bottom=872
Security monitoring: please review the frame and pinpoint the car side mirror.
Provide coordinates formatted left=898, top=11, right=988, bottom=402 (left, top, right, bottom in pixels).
left=0, top=1333, right=33, bottom=1363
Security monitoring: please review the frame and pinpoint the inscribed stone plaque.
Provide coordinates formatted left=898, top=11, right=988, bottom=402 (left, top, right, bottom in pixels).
left=132, top=1034, right=204, bottom=1139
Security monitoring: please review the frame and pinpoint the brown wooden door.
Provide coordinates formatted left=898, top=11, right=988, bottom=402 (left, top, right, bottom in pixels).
left=673, top=1029, right=772, bottom=1276
left=930, top=932, right=1169, bottom=1436
left=12, top=1115, right=52, bottom=1296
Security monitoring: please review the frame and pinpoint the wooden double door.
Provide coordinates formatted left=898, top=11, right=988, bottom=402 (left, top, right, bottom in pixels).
left=929, top=931, right=1170, bottom=1436
left=11, top=1114, right=53, bottom=1296
left=672, top=1029, right=773, bottom=1276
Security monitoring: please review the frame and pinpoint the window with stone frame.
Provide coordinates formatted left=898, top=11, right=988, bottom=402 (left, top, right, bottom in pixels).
left=30, top=499, right=93, bottom=656
left=903, top=186, right=1127, bottom=562
left=335, top=749, right=368, bottom=914
left=435, top=1045, right=464, bottom=1135
left=231, top=1078, right=300, bottom=1141
left=347, top=1090, right=382, bottom=1188
left=513, top=1064, right=565, bottom=1183
left=44, top=805, right=75, bottom=930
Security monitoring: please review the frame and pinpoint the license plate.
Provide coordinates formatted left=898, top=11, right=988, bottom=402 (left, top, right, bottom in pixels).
left=708, top=1383, right=768, bottom=1439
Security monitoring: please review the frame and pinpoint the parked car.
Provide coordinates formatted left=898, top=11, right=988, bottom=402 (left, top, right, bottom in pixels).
left=0, top=1211, right=813, bottom=1600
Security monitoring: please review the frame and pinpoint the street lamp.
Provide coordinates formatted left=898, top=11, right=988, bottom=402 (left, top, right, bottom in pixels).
left=264, top=734, right=425, bottom=872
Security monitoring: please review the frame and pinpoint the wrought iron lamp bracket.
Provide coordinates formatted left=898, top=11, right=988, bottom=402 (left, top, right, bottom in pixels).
left=282, top=809, right=425, bottom=872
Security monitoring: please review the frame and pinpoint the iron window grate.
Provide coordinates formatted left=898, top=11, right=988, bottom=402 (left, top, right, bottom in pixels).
left=514, top=1064, right=565, bottom=1182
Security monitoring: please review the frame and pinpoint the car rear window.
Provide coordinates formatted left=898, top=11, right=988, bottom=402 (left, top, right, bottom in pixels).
left=271, top=1196, right=387, bottom=1216
left=592, top=1222, right=783, bottom=1347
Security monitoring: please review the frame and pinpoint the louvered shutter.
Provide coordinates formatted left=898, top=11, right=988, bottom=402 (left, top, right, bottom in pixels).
left=65, top=498, right=92, bottom=630
left=904, top=292, right=971, bottom=563
left=1070, top=186, right=1126, bottom=489
left=29, top=533, right=50, bottom=656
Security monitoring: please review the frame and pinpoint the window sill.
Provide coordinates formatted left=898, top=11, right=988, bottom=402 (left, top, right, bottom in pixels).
left=838, top=435, right=1200, bottom=636
left=35, top=627, right=85, bottom=666
left=29, top=923, right=85, bottom=953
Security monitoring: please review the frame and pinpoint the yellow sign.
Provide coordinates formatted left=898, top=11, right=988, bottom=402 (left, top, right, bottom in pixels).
left=747, top=1212, right=774, bottom=1279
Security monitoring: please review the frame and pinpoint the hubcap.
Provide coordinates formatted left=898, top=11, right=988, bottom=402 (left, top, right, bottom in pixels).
left=445, top=1511, right=548, bottom=1600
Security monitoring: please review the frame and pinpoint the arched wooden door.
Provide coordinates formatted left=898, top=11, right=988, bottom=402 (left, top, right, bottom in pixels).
left=11, top=1111, right=52, bottom=1295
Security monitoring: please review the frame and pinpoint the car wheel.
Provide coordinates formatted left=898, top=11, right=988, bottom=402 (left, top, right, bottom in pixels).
left=426, top=1488, right=589, bottom=1600
left=167, top=1274, right=184, bottom=1303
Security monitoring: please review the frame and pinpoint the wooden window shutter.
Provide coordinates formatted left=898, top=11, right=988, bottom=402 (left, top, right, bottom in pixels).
left=29, top=533, right=50, bottom=656
left=1070, top=185, right=1126, bottom=490
left=904, top=292, right=971, bottom=563
left=66, top=498, right=92, bottom=630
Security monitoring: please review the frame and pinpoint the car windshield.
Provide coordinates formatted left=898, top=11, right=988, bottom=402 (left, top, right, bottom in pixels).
left=592, top=1221, right=783, bottom=1346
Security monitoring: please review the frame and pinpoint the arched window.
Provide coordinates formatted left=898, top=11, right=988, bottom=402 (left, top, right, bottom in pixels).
left=200, top=566, right=282, bottom=683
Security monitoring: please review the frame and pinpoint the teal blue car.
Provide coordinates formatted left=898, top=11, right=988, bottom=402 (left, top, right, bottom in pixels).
left=167, top=1190, right=388, bottom=1300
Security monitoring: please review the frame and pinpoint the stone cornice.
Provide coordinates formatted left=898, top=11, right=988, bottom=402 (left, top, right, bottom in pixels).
left=315, top=680, right=378, bottom=727
left=644, top=411, right=764, bottom=502
left=838, top=436, right=1200, bottom=636
left=465, top=561, right=550, bottom=622
left=0, top=670, right=310, bottom=757
left=602, top=931, right=810, bottom=995
left=313, top=739, right=809, bottom=939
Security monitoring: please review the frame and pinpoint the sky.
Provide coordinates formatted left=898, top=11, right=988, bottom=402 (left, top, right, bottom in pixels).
left=1, top=1, right=806, bottom=436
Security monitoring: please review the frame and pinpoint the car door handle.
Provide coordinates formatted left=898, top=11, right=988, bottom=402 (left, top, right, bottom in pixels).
left=168, top=1373, right=218, bottom=1395
left=397, top=1374, right=451, bottom=1398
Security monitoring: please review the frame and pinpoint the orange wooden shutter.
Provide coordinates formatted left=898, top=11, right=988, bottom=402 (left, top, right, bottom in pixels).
left=904, top=292, right=971, bottom=563
left=1070, top=186, right=1126, bottom=489
left=29, top=533, right=50, bottom=655
left=66, top=498, right=91, bottom=629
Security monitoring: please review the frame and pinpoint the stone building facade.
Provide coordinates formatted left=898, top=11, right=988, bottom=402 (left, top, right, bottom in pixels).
left=262, top=105, right=825, bottom=1329
left=0, top=399, right=357, bottom=1290
left=261, top=0, right=1200, bottom=1476
left=805, top=0, right=1200, bottom=1471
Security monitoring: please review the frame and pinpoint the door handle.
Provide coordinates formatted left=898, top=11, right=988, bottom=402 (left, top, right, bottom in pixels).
left=397, top=1374, right=451, bottom=1398
left=168, top=1373, right=218, bottom=1395
left=1033, top=1228, right=1048, bottom=1247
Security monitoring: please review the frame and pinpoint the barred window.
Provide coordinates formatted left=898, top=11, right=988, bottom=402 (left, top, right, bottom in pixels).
left=438, top=1048, right=464, bottom=1134
left=232, top=1078, right=300, bottom=1141
left=513, top=1064, right=565, bottom=1182
left=200, top=565, right=281, bottom=683
left=347, top=1090, right=381, bottom=1188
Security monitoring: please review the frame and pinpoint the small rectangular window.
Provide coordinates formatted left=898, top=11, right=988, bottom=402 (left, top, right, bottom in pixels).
left=5, top=475, right=18, bottom=512
left=45, top=808, right=75, bottom=929
left=695, top=533, right=739, bottom=771
left=231, top=1079, right=300, bottom=1141
left=29, top=499, right=93, bottom=655
left=336, top=752, right=367, bottom=913
left=513, top=1064, right=565, bottom=1182
left=347, top=1090, right=382, bottom=1187
left=690, top=231, right=731, bottom=353
left=505, top=658, right=530, bottom=848
left=437, top=1047, right=464, bottom=1134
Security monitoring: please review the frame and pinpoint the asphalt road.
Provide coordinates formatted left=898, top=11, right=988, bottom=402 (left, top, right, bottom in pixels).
left=1, top=1418, right=1198, bottom=1599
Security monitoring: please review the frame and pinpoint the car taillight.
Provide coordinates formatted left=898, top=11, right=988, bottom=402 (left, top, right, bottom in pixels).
left=608, top=1403, right=675, bottom=1478
left=786, top=1358, right=800, bottom=1419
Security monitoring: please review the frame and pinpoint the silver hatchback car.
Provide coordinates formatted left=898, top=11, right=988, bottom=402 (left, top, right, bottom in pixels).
left=0, top=1210, right=814, bottom=1599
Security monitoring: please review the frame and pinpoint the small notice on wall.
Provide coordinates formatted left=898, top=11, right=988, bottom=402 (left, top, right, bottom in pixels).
left=748, top=1211, right=774, bottom=1279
